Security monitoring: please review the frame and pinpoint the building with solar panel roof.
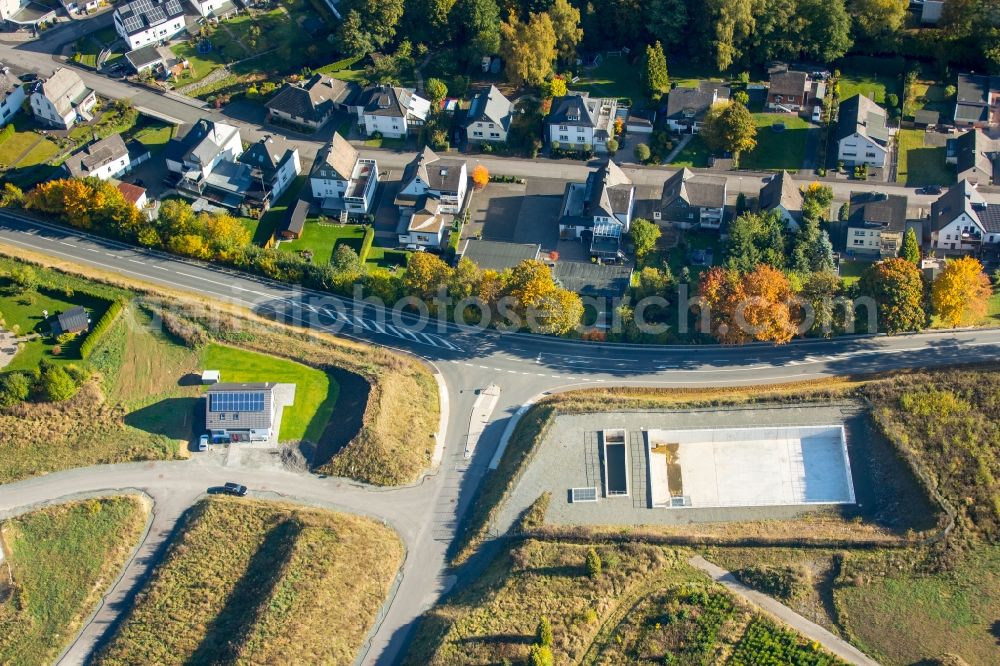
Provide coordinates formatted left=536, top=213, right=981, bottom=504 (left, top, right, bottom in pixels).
left=113, top=0, right=187, bottom=50
left=205, top=382, right=277, bottom=442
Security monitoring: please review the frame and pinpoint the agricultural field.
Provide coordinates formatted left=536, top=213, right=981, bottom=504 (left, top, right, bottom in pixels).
left=0, top=497, right=148, bottom=666
left=96, top=497, right=403, bottom=665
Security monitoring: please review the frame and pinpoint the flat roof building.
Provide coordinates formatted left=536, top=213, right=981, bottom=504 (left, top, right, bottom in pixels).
left=205, top=382, right=276, bottom=443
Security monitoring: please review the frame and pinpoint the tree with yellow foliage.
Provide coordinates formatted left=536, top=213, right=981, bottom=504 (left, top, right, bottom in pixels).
left=402, top=251, right=453, bottom=305
left=931, top=256, right=992, bottom=327
left=499, top=11, right=557, bottom=86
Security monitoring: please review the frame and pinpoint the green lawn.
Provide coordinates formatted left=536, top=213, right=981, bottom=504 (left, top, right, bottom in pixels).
left=0, top=497, right=148, bottom=666
left=366, top=246, right=409, bottom=270
left=202, top=343, right=339, bottom=442
left=904, top=80, right=950, bottom=119
left=254, top=175, right=306, bottom=244
left=170, top=42, right=226, bottom=87
left=127, top=121, right=175, bottom=154
left=839, top=77, right=892, bottom=105
left=0, top=127, right=58, bottom=169
left=741, top=113, right=811, bottom=171
left=838, top=258, right=874, bottom=286
left=896, top=129, right=952, bottom=187
left=668, top=134, right=710, bottom=168
left=279, top=222, right=366, bottom=264
left=573, top=55, right=645, bottom=102
left=0, top=284, right=113, bottom=373
left=362, top=135, right=407, bottom=150
left=836, top=57, right=901, bottom=105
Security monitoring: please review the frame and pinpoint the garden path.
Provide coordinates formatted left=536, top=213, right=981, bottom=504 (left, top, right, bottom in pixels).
left=0, top=328, right=17, bottom=370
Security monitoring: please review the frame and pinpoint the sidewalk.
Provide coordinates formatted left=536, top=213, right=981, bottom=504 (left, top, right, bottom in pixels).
left=688, top=555, right=880, bottom=666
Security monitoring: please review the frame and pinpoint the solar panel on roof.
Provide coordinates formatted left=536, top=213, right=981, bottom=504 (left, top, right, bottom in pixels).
left=209, top=391, right=265, bottom=413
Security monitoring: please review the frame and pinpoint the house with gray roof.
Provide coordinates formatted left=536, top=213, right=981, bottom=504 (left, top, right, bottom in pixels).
left=266, top=74, right=359, bottom=131
left=648, top=168, right=727, bottom=231
left=52, top=306, right=89, bottom=335
left=397, top=146, right=467, bottom=213
left=205, top=382, right=277, bottom=443
left=665, top=82, right=730, bottom=133
left=929, top=179, right=1000, bottom=254
left=954, top=72, right=1000, bottom=129
left=845, top=191, right=907, bottom=257
left=836, top=94, right=891, bottom=168
left=0, top=66, right=25, bottom=127
left=558, top=160, right=635, bottom=259
left=62, top=134, right=150, bottom=181
left=113, top=0, right=187, bottom=50
left=238, top=135, right=301, bottom=210
left=164, top=119, right=249, bottom=209
left=546, top=93, right=618, bottom=152
left=758, top=171, right=803, bottom=230
left=947, top=129, right=999, bottom=185
left=459, top=239, right=540, bottom=271
left=465, top=85, right=514, bottom=144
left=355, top=85, right=430, bottom=138
left=309, top=132, right=379, bottom=215
left=29, top=68, right=96, bottom=130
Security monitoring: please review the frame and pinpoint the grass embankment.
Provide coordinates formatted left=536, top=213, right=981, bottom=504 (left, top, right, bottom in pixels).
left=97, top=497, right=403, bottom=665
left=408, top=540, right=844, bottom=665
left=0, top=497, right=148, bottom=665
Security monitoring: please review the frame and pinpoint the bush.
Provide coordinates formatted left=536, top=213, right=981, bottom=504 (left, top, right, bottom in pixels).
left=529, top=645, right=553, bottom=666
left=79, top=299, right=125, bottom=359
left=42, top=365, right=79, bottom=402
left=0, top=123, right=13, bottom=145
left=585, top=547, right=602, bottom=578
left=536, top=616, right=553, bottom=647
left=160, top=311, right=209, bottom=348
left=0, top=372, right=31, bottom=408
left=733, top=565, right=807, bottom=599
left=635, top=143, right=651, bottom=163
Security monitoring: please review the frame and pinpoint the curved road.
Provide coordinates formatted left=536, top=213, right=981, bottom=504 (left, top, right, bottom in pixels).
left=2, top=214, right=1000, bottom=665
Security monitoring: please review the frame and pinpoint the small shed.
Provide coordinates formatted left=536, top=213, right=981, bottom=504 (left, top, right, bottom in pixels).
left=53, top=306, right=88, bottom=335
left=281, top=199, right=309, bottom=240
left=201, top=370, right=221, bottom=384
left=913, top=109, right=940, bottom=129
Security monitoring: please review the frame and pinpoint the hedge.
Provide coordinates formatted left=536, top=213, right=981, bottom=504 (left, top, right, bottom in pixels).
left=359, top=226, right=375, bottom=264
left=79, top=298, right=125, bottom=359
left=0, top=123, right=14, bottom=146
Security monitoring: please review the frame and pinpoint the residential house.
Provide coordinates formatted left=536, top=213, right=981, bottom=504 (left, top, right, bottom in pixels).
left=928, top=180, right=1000, bottom=254
left=237, top=134, right=301, bottom=210
left=309, top=132, right=379, bottom=216
left=355, top=85, right=430, bottom=139
left=845, top=191, right=907, bottom=257
left=758, top=171, right=803, bottom=230
left=62, top=134, right=150, bottom=181
left=954, top=72, right=1000, bottom=129
left=396, top=196, right=446, bottom=249
left=664, top=82, right=730, bottom=133
left=947, top=129, right=999, bottom=185
left=649, top=168, right=727, bottom=231
left=552, top=261, right=633, bottom=303
left=29, top=68, right=96, bottom=129
left=52, top=306, right=88, bottom=335
left=558, top=160, right=635, bottom=259
left=187, top=0, right=239, bottom=19
left=205, top=382, right=277, bottom=443
left=766, top=67, right=826, bottom=116
left=459, top=239, right=540, bottom=271
left=836, top=94, right=891, bottom=168
left=163, top=119, right=249, bottom=209
left=397, top=146, right=467, bottom=213
left=266, top=74, right=359, bottom=131
left=546, top=93, right=618, bottom=152
left=113, top=0, right=187, bottom=51
left=0, top=66, right=25, bottom=127
left=0, top=0, right=56, bottom=28
left=116, top=181, right=148, bottom=211
left=464, top=85, right=514, bottom=144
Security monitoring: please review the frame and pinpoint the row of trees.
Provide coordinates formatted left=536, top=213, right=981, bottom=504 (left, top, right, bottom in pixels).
left=0, top=361, right=89, bottom=407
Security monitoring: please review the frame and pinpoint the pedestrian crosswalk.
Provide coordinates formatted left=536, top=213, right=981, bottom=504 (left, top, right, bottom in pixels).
left=293, top=301, right=462, bottom=351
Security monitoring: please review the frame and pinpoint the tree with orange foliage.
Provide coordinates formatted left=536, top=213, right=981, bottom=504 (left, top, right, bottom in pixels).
left=699, top=265, right=796, bottom=344
left=931, top=256, right=992, bottom=327
left=471, top=164, right=489, bottom=191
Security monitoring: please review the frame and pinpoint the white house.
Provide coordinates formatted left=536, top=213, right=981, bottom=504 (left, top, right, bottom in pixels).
left=238, top=134, right=301, bottom=210
left=0, top=0, right=56, bottom=28
left=163, top=118, right=250, bottom=208
left=664, top=82, right=730, bottom=134
left=845, top=192, right=907, bottom=257
left=0, top=66, right=25, bottom=127
left=649, top=167, right=726, bottom=231
left=30, top=68, right=96, bottom=130
left=62, top=134, right=150, bottom=181
left=464, top=85, right=513, bottom=144
left=929, top=180, right=1000, bottom=254
left=187, top=0, right=238, bottom=19
left=117, top=181, right=148, bottom=211
left=546, top=93, right=617, bottom=152
left=113, top=0, right=187, bottom=51
left=837, top=94, right=891, bottom=168
left=309, top=132, right=379, bottom=215
left=355, top=85, right=430, bottom=139
left=396, top=196, right=446, bottom=249
left=558, top=160, right=635, bottom=259
left=397, top=146, right=467, bottom=214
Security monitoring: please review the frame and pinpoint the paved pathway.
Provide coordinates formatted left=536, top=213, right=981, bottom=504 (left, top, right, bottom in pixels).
left=688, top=555, right=880, bottom=666
left=662, top=133, right=693, bottom=164
left=0, top=329, right=17, bottom=370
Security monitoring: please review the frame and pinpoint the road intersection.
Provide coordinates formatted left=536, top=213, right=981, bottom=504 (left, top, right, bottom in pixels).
left=2, top=213, right=1000, bottom=664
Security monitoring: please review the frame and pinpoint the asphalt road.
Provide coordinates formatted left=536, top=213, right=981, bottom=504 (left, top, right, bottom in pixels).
left=2, top=213, right=1000, bottom=664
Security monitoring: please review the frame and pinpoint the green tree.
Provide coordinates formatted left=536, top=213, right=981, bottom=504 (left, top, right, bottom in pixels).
left=707, top=0, right=755, bottom=71
left=425, top=78, right=448, bottom=106
left=451, top=0, right=501, bottom=67
left=700, top=101, right=757, bottom=161
left=585, top=547, right=602, bottom=578
left=536, top=616, right=553, bottom=647
left=500, top=11, right=557, bottom=86
left=338, top=10, right=374, bottom=57
left=0, top=372, right=31, bottom=407
left=800, top=0, right=853, bottom=62
left=901, top=227, right=920, bottom=265
left=529, top=644, right=554, bottom=666
left=725, top=211, right=785, bottom=273
left=547, top=0, right=582, bottom=63
left=340, top=0, right=404, bottom=51
left=606, top=137, right=619, bottom=153
left=331, top=243, right=363, bottom=277
left=859, top=258, right=927, bottom=334
left=644, top=0, right=688, bottom=51
left=402, top=0, right=454, bottom=45
left=630, top=218, right=661, bottom=263
left=634, top=143, right=651, bottom=163
left=850, top=0, right=908, bottom=42
left=800, top=270, right=843, bottom=337
left=9, top=264, right=38, bottom=293
left=642, top=41, right=669, bottom=99
left=42, top=365, right=78, bottom=402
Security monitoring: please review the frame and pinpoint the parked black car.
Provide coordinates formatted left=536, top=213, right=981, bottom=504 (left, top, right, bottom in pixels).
left=917, top=185, right=942, bottom=195
left=209, top=482, right=248, bottom=496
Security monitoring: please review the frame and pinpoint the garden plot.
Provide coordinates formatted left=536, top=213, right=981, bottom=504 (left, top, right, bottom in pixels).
left=647, top=425, right=855, bottom=508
